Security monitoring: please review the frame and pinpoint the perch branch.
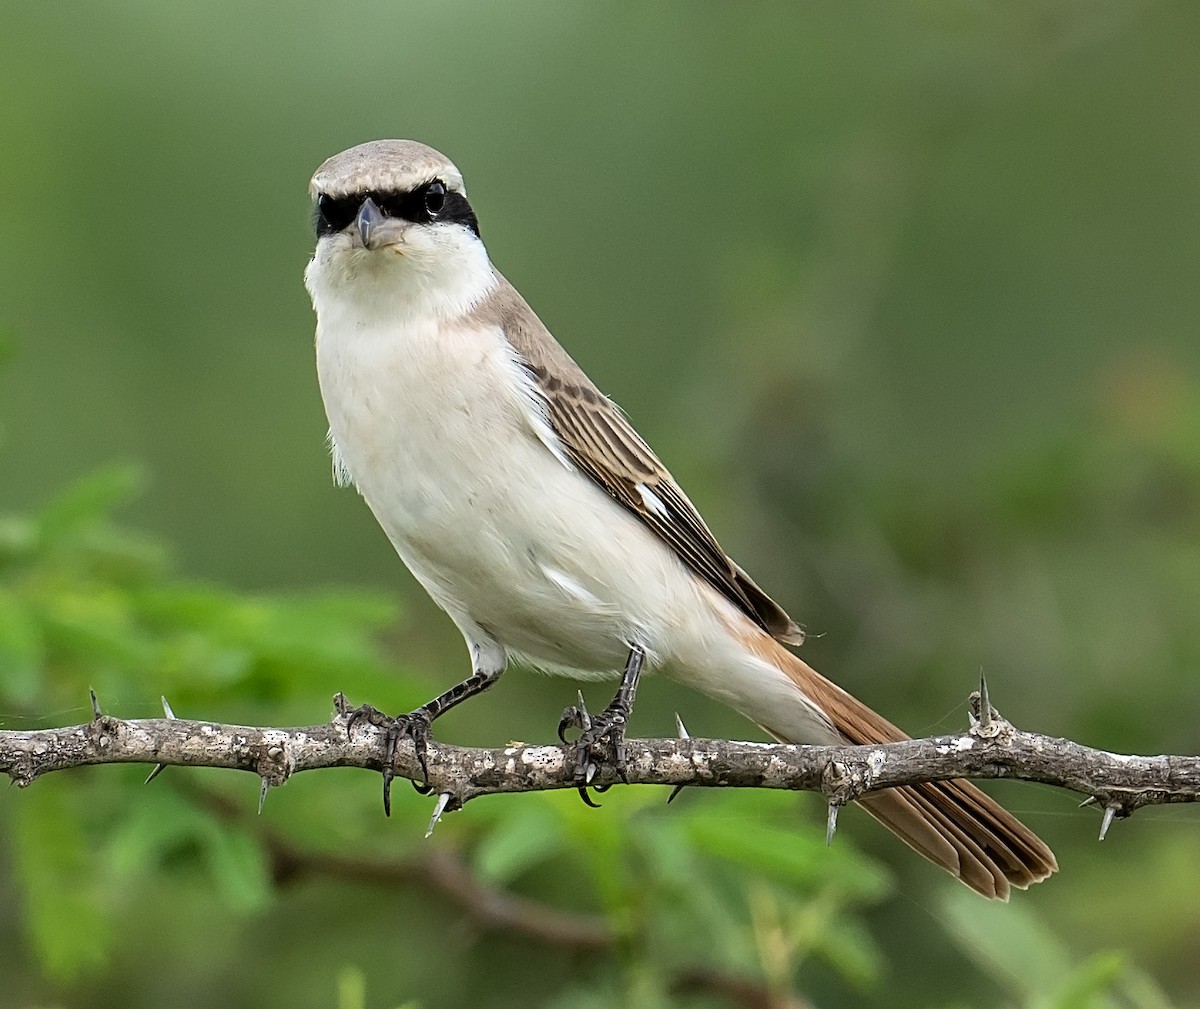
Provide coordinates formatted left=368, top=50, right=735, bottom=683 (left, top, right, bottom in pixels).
left=2, top=690, right=1198, bottom=830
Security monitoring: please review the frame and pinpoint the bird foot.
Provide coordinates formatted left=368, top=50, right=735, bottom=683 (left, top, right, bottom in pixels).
left=558, top=693, right=631, bottom=807
left=344, top=703, right=433, bottom=815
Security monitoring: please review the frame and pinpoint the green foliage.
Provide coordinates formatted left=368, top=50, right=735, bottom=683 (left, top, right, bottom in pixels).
left=940, top=889, right=1174, bottom=1009
left=106, top=789, right=272, bottom=913
left=0, top=470, right=403, bottom=982
left=685, top=813, right=890, bottom=900
left=11, top=784, right=108, bottom=980
left=471, top=801, right=565, bottom=885
left=0, top=466, right=401, bottom=722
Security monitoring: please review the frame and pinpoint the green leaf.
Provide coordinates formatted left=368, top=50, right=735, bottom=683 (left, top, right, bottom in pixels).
left=685, top=815, right=891, bottom=900
left=105, top=790, right=271, bottom=913
left=939, top=886, right=1073, bottom=997
left=629, top=812, right=700, bottom=891
left=473, top=802, right=565, bottom=884
left=1116, top=967, right=1178, bottom=1009
left=201, top=820, right=272, bottom=913
left=1040, top=951, right=1126, bottom=1009
left=104, top=789, right=213, bottom=876
left=632, top=813, right=758, bottom=971
left=132, top=584, right=400, bottom=694
left=10, top=783, right=109, bottom=979
left=39, top=586, right=153, bottom=671
left=817, top=912, right=885, bottom=990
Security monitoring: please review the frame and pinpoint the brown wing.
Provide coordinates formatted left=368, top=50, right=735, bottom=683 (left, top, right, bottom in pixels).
left=480, top=271, right=804, bottom=645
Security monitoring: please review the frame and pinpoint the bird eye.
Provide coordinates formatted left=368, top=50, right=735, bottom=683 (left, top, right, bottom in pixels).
left=315, top=193, right=359, bottom=236
left=424, top=181, right=446, bottom=218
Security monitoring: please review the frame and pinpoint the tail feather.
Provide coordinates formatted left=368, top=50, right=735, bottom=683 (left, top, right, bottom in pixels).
left=858, top=788, right=1007, bottom=898
left=743, top=633, right=1058, bottom=899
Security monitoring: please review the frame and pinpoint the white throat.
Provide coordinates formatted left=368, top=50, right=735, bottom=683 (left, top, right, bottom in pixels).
left=304, top=229, right=498, bottom=327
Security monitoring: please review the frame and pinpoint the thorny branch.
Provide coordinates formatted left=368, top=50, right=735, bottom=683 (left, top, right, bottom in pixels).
left=2, top=689, right=1198, bottom=835
left=6, top=689, right=1188, bottom=1009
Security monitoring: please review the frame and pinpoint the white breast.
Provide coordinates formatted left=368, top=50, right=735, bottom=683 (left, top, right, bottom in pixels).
left=311, top=284, right=704, bottom=677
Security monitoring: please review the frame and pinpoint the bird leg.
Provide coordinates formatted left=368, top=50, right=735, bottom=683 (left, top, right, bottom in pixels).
left=558, top=644, right=645, bottom=804
left=345, top=660, right=503, bottom=816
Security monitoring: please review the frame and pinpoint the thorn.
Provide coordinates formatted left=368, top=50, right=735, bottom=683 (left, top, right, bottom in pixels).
left=576, top=691, right=592, bottom=731
left=89, top=688, right=103, bottom=720
left=826, top=803, right=840, bottom=846
left=258, top=777, right=270, bottom=814
left=147, top=698, right=176, bottom=782
left=977, top=672, right=992, bottom=730
left=1099, top=805, right=1117, bottom=841
left=667, top=713, right=690, bottom=804
left=425, top=792, right=452, bottom=838
left=1078, top=795, right=1098, bottom=808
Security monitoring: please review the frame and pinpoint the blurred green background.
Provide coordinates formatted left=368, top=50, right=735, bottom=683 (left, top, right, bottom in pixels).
left=3, top=1, right=1200, bottom=1007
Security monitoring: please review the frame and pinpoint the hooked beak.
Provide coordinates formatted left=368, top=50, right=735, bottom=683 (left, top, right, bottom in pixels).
left=355, top=197, right=386, bottom=249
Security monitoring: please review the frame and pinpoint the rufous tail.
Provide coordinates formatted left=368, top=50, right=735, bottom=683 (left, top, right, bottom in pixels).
left=748, top=634, right=1057, bottom=899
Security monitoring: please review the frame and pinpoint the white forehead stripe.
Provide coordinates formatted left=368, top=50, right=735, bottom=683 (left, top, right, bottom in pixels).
left=309, top=139, right=466, bottom=198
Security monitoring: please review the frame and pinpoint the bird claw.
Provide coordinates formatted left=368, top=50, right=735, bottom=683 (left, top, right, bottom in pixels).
left=557, top=708, right=583, bottom=745
left=344, top=703, right=433, bottom=816
left=557, top=690, right=592, bottom=744
left=559, top=700, right=632, bottom=806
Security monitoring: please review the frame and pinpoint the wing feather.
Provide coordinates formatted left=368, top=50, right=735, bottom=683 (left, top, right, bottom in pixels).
left=479, top=271, right=804, bottom=645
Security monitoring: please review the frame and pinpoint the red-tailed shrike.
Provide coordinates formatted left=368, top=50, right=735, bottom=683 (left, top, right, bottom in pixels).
left=305, top=140, right=1056, bottom=898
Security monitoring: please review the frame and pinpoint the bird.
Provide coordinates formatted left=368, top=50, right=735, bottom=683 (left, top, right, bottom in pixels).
left=304, top=139, right=1057, bottom=899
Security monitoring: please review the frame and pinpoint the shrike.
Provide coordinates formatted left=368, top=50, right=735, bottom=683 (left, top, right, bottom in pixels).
left=304, top=139, right=1056, bottom=898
